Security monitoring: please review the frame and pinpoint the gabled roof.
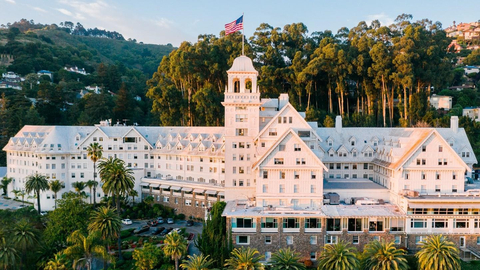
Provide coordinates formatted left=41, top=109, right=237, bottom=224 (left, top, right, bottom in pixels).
left=252, top=129, right=327, bottom=171
left=255, top=103, right=322, bottom=141
left=391, top=129, right=471, bottom=171
left=77, top=127, right=109, bottom=148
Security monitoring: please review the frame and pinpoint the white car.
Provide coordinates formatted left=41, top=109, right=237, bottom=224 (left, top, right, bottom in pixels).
left=122, top=219, right=133, bottom=225
left=168, top=228, right=181, bottom=235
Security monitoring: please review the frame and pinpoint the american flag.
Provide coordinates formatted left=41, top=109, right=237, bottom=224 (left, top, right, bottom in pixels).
left=225, top=15, right=243, bottom=35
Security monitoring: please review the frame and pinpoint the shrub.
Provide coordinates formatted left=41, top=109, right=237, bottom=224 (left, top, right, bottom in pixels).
left=120, top=229, right=133, bottom=238
left=177, top=213, right=186, bottom=220
left=304, top=259, right=313, bottom=267
left=123, top=251, right=133, bottom=260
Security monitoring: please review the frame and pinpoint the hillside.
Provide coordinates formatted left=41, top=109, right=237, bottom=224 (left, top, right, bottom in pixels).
left=0, top=24, right=174, bottom=76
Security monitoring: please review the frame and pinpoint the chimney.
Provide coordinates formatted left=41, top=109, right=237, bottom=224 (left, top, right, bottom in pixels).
left=335, top=115, right=342, bottom=133
left=278, top=93, right=289, bottom=109
left=450, top=116, right=458, bottom=133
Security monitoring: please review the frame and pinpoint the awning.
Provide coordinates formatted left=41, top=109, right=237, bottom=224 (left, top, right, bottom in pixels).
left=170, top=186, right=182, bottom=191
left=205, top=190, right=218, bottom=195
left=218, top=191, right=225, bottom=196
left=409, top=202, right=480, bottom=209
left=160, top=185, right=171, bottom=189
left=182, top=187, right=193, bottom=192
left=140, top=183, right=150, bottom=188
left=149, top=184, right=161, bottom=188
left=194, top=189, right=205, bottom=194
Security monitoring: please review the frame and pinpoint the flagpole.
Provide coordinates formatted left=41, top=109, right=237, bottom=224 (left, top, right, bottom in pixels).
left=242, top=12, right=244, bottom=56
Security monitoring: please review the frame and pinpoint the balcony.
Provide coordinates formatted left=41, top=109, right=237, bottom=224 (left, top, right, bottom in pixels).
left=232, top=223, right=256, bottom=233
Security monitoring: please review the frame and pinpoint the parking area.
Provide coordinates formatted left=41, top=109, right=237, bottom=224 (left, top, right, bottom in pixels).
left=122, top=218, right=203, bottom=255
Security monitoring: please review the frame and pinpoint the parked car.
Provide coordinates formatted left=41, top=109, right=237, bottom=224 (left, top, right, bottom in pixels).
left=160, top=228, right=170, bottom=236
left=169, top=228, right=182, bottom=235
left=186, top=220, right=194, bottom=226
left=147, top=220, right=158, bottom=227
left=40, top=211, right=48, bottom=216
left=122, top=219, right=133, bottom=225
left=157, top=217, right=164, bottom=224
left=133, top=225, right=150, bottom=234
left=152, top=226, right=165, bottom=235
left=167, top=218, right=174, bottom=224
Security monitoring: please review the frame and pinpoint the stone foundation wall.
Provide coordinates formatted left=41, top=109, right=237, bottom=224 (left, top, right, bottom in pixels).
left=142, top=191, right=221, bottom=219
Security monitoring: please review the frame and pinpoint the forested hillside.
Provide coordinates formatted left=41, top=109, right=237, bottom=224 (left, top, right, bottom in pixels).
left=0, top=19, right=174, bottom=165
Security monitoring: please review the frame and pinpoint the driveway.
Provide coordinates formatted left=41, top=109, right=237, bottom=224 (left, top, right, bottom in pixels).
left=0, top=197, right=30, bottom=210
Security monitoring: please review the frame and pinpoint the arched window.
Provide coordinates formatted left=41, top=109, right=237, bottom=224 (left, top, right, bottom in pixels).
left=245, top=79, right=252, bottom=93
left=233, top=79, right=240, bottom=93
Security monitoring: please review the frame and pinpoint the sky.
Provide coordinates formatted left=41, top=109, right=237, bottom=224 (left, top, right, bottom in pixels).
left=2, top=0, right=480, bottom=46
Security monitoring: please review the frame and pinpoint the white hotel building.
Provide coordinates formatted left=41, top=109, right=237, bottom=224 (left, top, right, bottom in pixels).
left=4, top=56, right=480, bottom=259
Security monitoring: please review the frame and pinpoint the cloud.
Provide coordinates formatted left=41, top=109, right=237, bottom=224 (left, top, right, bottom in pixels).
left=56, top=8, right=73, bottom=16
left=5, top=0, right=15, bottom=4
left=32, top=6, right=47, bottom=13
left=366, top=13, right=395, bottom=27
left=154, top=18, right=174, bottom=29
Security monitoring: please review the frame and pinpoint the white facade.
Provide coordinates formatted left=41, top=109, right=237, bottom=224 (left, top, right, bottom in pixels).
left=463, top=107, right=480, bottom=122
left=430, top=94, right=452, bottom=110
left=3, top=55, right=478, bottom=221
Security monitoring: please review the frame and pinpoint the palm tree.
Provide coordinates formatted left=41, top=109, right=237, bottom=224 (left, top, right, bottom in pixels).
left=98, top=157, right=134, bottom=260
left=87, top=142, right=103, bottom=207
left=88, top=206, right=122, bottom=269
left=362, top=240, right=408, bottom=270
left=181, top=254, right=215, bottom=270
left=129, top=189, right=138, bottom=205
left=49, top=180, right=63, bottom=209
left=25, top=173, right=49, bottom=214
left=12, top=219, right=39, bottom=269
left=318, top=241, right=359, bottom=270
left=0, top=177, right=13, bottom=196
left=270, top=248, right=305, bottom=270
left=86, top=180, right=97, bottom=204
left=44, top=252, right=68, bottom=270
left=71, top=181, right=87, bottom=196
left=18, top=190, right=26, bottom=206
left=11, top=189, right=20, bottom=200
left=63, top=230, right=110, bottom=270
left=225, top=247, right=264, bottom=270
left=0, top=238, right=19, bottom=270
left=416, top=234, right=460, bottom=270
left=164, top=231, right=188, bottom=270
